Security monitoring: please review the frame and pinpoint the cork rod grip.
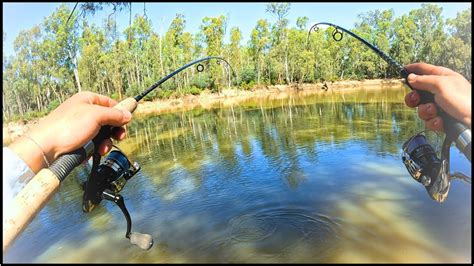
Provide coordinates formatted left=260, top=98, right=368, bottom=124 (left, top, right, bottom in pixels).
left=3, top=168, right=60, bottom=252
left=113, top=97, right=138, bottom=113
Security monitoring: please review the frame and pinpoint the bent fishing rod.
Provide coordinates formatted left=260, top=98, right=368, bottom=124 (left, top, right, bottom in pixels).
left=308, top=22, right=471, bottom=202
left=3, top=56, right=234, bottom=252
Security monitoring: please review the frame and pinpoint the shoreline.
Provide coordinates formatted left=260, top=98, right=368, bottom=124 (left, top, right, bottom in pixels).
left=2, top=79, right=405, bottom=145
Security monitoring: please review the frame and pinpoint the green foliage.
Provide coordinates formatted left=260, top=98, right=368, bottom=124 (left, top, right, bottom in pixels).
left=240, top=67, right=257, bottom=85
left=190, top=73, right=211, bottom=89
left=47, top=99, right=60, bottom=111
left=155, top=89, right=175, bottom=99
left=241, top=81, right=256, bottom=91
left=182, top=85, right=202, bottom=95
left=2, top=4, right=471, bottom=121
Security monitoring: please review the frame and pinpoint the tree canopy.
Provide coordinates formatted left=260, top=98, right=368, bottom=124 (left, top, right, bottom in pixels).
left=2, top=4, right=471, bottom=121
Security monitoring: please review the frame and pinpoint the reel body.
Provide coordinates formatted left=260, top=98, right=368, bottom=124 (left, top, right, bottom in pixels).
left=82, top=147, right=153, bottom=250
left=402, top=132, right=470, bottom=202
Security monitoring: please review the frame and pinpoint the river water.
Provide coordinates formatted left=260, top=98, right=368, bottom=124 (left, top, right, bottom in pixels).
left=4, top=87, right=471, bottom=263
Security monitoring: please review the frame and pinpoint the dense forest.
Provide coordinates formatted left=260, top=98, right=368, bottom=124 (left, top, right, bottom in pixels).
left=2, top=3, right=471, bottom=121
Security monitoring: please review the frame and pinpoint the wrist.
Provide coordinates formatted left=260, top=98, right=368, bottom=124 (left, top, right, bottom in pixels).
left=9, top=136, right=51, bottom=173
left=28, top=126, right=58, bottom=164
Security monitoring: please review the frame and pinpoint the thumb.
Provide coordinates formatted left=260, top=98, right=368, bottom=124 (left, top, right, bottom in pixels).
left=407, top=73, right=442, bottom=94
left=93, top=105, right=132, bottom=127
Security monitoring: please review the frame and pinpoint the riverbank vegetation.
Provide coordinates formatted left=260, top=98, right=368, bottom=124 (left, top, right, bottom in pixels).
left=2, top=3, right=471, bottom=122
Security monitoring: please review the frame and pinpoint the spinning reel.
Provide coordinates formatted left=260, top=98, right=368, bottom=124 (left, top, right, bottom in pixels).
left=308, top=22, right=472, bottom=202
left=402, top=131, right=471, bottom=202
left=82, top=146, right=153, bottom=250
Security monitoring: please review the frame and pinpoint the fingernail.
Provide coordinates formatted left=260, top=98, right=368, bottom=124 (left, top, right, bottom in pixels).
left=410, top=92, right=417, bottom=101
left=118, top=130, right=126, bottom=139
left=408, top=73, right=417, bottom=82
left=123, top=110, right=132, bottom=121
left=427, top=105, right=432, bottom=114
left=433, top=119, right=440, bottom=128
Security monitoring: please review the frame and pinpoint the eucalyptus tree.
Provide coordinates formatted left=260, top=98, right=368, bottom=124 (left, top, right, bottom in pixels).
left=408, top=4, right=447, bottom=65
left=200, top=15, right=227, bottom=91
left=441, top=8, right=471, bottom=81
left=249, top=19, right=270, bottom=84
left=266, top=3, right=291, bottom=83
left=229, top=27, right=243, bottom=83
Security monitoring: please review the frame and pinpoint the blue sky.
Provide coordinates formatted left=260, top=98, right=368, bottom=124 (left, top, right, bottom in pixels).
left=2, top=2, right=471, bottom=57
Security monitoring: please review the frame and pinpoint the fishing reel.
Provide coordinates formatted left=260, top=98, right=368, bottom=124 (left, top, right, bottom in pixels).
left=307, top=22, right=471, bottom=202
left=402, top=131, right=471, bottom=202
left=82, top=145, right=153, bottom=250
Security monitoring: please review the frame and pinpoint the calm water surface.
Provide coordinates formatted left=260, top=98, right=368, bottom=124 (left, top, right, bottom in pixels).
left=5, top=87, right=471, bottom=263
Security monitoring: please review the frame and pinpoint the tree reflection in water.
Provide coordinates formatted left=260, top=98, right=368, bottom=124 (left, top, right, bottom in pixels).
left=4, top=87, right=470, bottom=263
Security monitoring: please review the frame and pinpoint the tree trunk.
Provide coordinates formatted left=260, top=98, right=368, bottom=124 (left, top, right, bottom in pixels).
left=285, top=50, right=289, bottom=84
left=36, top=96, right=41, bottom=112
left=135, top=54, right=141, bottom=88
left=15, top=92, right=24, bottom=116
left=159, top=35, right=165, bottom=77
left=257, top=58, right=261, bottom=84
left=69, top=51, right=82, bottom=92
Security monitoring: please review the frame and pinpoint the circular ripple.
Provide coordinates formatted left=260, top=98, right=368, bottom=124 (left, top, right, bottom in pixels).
left=229, top=214, right=276, bottom=242
left=228, top=207, right=340, bottom=251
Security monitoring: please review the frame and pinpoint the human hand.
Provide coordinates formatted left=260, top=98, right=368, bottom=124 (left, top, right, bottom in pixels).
left=404, top=62, right=471, bottom=131
left=9, top=91, right=132, bottom=173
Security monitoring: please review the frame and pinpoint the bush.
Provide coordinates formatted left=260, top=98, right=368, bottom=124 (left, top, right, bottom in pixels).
left=47, top=99, right=60, bottom=111
left=239, top=67, right=256, bottom=85
left=155, top=89, right=175, bottom=99
left=190, top=74, right=211, bottom=89
left=241, top=81, right=256, bottom=90
left=182, top=86, right=202, bottom=95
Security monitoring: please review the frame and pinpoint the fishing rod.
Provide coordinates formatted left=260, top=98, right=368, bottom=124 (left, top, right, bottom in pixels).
left=308, top=22, right=471, bottom=202
left=3, top=56, right=234, bottom=252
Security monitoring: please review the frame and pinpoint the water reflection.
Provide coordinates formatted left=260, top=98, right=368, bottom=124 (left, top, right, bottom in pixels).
left=4, top=87, right=470, bottom=263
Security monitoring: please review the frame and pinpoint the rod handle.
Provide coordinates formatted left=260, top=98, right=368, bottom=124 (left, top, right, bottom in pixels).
left=3, top=168, right=60, bottom=252
left=114, top=97, right=138, bottom=113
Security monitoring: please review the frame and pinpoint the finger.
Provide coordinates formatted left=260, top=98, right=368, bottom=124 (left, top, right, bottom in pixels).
left=425, top=116, right=444, bottom=132
left=407, top=73, right=443, bottom=94
left=405, top=62, right=457, bottom=76
left=417, top=103, right=438, bottom=120
left=111, top=127, right=127, bottom=141
left=78, top=91, right=118, bottom=107
left=99, top=138, right=113, bottom=156
left=92, top=105, right=132, bottom=127
left=404, top=91, right=420, bottom=107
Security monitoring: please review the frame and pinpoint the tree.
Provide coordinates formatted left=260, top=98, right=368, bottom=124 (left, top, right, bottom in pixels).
left=355, top=9, right=395, bottom=78
left=441, top=8, right=471, bottom=81
left=266, top=3, right=291, bottom=83
left=409, top=4, right=447, bottom=65
left=390, top=14, right=417, bottom=66
left=229, top=27, right=243, bottom=82
left=296, top=16, right=309, bottom=31
left=200, top=15, right=227, bottom=91
left=249, top=19, right=270, bottom=84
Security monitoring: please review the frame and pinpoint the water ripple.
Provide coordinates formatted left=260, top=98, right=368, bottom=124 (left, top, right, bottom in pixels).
left=226, top=205, right=341, bottom=260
